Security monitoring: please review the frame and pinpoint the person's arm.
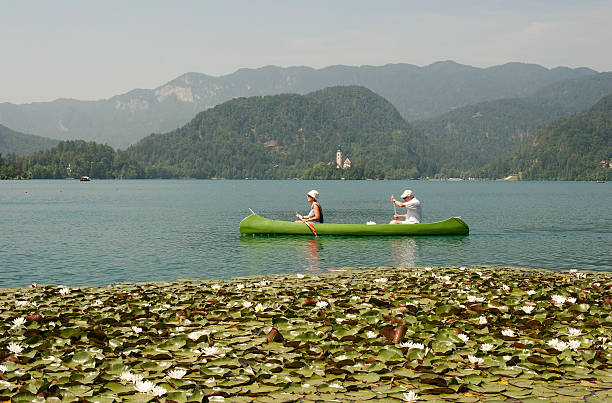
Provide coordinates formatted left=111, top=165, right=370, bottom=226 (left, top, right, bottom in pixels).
left=303, top=203, right=320, bottom=222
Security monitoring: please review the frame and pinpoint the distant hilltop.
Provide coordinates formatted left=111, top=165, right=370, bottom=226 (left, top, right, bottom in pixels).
left=0, top=61, right=597, bottom=149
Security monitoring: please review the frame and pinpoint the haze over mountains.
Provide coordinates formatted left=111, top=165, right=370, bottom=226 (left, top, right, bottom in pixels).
left=0, top=61, right=597, bottom=149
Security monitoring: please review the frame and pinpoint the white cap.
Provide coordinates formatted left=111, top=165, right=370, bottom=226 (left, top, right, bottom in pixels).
left=307, top=190, right=319, bottom=200
left=400, top=189, right=413, bottom=198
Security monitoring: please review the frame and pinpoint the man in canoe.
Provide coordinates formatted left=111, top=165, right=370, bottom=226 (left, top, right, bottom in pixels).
left=295, top=190, right=324, bottom=223
left=390, top=189, right=421, bottom=224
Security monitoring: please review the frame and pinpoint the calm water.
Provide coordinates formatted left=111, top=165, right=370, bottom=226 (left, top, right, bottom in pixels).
left=1, top=180, right=610, bottom=288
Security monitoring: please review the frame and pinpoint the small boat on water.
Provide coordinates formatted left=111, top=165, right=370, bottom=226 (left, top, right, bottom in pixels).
left=80, top=176, right=91, bottom=181
left=239, top=213, right=469, bottom=236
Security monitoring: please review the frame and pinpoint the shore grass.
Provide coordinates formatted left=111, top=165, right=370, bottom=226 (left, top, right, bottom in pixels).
left=1, top=265, right=611, bottom=402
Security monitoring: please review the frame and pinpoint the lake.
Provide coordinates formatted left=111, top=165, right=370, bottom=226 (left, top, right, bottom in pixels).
left=1, top=179, right=610, bottom=288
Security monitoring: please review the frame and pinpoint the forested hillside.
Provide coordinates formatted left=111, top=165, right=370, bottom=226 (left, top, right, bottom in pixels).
left=414, top=72, right=612, bottom=176
left=0, top=140, right=145, bottom=179
left=477, top=93, right=612, bottom=180
left=0, top=124, right=58, bottom=156
left=129, top=86, right=430, bottom=179
left=0, top=62, right=594, bottom=148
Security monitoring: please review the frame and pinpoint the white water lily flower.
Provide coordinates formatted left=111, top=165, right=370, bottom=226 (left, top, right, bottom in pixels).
left=551, top=295, right=566, bottom=306
left=350, top=295, right=360, bottom=301
left=502, top=329, right=516, bottom=337
left=521, top=305, right=535, bottom=314
left=188, top=330, right=208, bottom=340
left=568, top=339, right=581, bottom=351
left=134, top=380, right=155, bottom=394
left=547, top=338, right=569, bottom=351
left=175, top=326, right=186, bottom=332
left=403, top=391, right=419, bottom=402
left=203, top=346, right=221, bottom=356
left=366, top=331, right=377, bottom=339
left=568, top=328, right=582, bottom=337
left=467, top=355, right=484, bottom=365
left=316, top=301, right=328, bottom=308
left=59, top=287, right=71, bottom=295
left=15, top=300, right=29, bottom=307
left=503, top=355, right=512, bottom=361
left=335, top=318, right=344, bottom=323
left=567, top=297, right=577, bottom=304
left=0, top=364, right=7, bottom=373
left=242, top=301, right=253, bottom=308
left=254, top=303, right=264, bottom=313
left=467, top=295, right=485, bottom=303
left=151, top=386, right=167, bottom=397
left=7, top=342, right=23, bottom=354
left=481, top=343, right=494, bottom=352
left=526, top=290, right=536, bottom=295
left=478, top=316, right=488, bottom=325
left=458, top=334, right=469, bottom=343
left=120, top=371, right=135, bottom=383
left=260, top=280, right=270, bottom=286
left=502, top=284, right=510, bottom=291
left=12, top=317, right=26, bottom=328
left=94, top=299, right=103, bottom=306
left=236, top=283, right=245, bottom=290
left=374, top=277, right=388, bottom=283
left=400, top=342, right=425, bottom=350
left=329, top=382, right=342, bottom=389
left=211, top=284, right=221, bottom=290
left=167, top=369, right=187, bottom=379
left=131, top=326, right=142, bottom=334
left=296, top=273, right=305, bottom=279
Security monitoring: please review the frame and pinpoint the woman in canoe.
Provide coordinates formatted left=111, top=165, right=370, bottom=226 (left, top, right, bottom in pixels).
left=296, top=190, right=324, bottom=223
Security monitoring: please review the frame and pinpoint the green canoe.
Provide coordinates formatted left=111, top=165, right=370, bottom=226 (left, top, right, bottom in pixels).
left=239, top=214, right=469, bottom=236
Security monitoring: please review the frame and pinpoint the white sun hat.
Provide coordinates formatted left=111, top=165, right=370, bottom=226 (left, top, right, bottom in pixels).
left=400, top=189, right=413, bottom=198
left=307, top=190, right=320, bottom=200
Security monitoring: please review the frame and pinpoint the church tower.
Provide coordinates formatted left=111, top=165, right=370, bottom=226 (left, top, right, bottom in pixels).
left=336, top=146, right=342, bottom=169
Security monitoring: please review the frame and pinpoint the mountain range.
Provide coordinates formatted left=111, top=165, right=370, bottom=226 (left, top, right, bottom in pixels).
left=0, top=124, right=58, bottom=156
left=0, top=62, right=596, bottom=148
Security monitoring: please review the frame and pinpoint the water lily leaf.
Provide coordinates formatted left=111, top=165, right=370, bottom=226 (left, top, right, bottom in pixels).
left=63, top=384, right=93, bottom=396
left=165, top=390, right=187, bottom=403
left=352, top=373, right=380, bottom=383
left=431, top=340, right=455, bottom=354
left=377, top=346, right=404, bottom=361
left=103, top=382, right=134, bottom=395
left=555, top=386, right=590, bottom=397
left=569, top=304, right=590, bottom=313
left=344, top=390, right=378, bottom=399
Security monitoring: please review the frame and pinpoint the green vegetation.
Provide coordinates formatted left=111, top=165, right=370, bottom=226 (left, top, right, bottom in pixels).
left=0, top=140, right=145, bottom=179
left=0, top=124, right=58, bottom=156
left=1, top=266, right=610, bottom=401
left=2, top=85, right=611, bottom=181
left=129, top=86, right=431, bottom=179
left=477, top=93, right=612, bottom=180
left=414, top=73, right=612, bottom=177
left=0, top=62, right=594, bottom=148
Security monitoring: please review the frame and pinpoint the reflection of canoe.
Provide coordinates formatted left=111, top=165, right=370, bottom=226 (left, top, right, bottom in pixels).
left=239, top=214, right=469, bottom=236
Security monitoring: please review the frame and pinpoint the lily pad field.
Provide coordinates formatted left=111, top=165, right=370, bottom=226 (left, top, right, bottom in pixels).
left=1, top=266, right=611, bottom=402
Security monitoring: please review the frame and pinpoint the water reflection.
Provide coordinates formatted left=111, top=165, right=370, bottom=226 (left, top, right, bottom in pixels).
left=391, top=238, right=417, bottom=267
left=301, top=239, right=322, bottom=271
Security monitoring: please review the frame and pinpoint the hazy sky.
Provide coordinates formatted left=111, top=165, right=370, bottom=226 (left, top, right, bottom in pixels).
left=2, top=0, right=611, bottom=104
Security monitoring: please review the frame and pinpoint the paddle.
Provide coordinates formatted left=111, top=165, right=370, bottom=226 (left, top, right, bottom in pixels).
left=304, top=221, right=318, bottom=237
left=392, top=195, right=397, bottom=218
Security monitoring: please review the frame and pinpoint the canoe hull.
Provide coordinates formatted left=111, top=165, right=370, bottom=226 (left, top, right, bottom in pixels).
left=239, top=214, right=469, bottom=236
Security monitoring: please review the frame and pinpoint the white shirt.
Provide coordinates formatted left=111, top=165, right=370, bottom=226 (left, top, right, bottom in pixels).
left=403, top=197, right=421, bottom=224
